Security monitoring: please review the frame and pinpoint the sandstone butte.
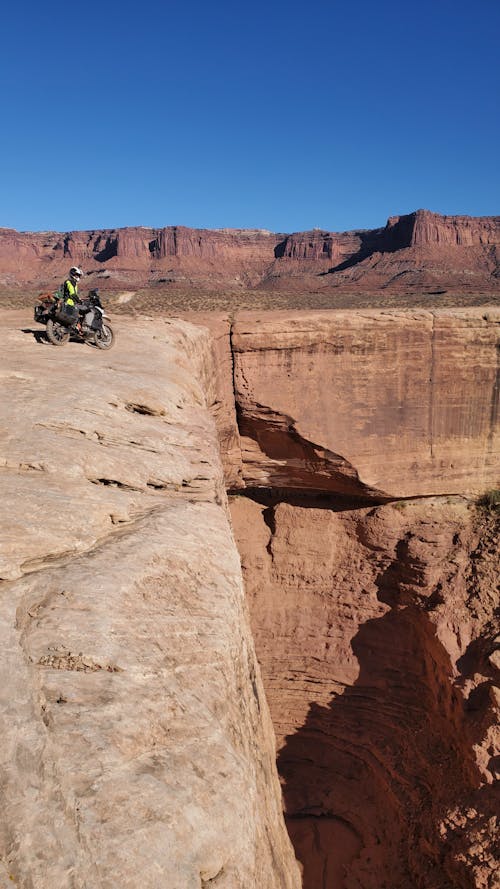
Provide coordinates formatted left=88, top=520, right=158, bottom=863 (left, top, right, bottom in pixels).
left=0, top=209, right=500, bottom=295
left=0, top=303, right=499, bottom=889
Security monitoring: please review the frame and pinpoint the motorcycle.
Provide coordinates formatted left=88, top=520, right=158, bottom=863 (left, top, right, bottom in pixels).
left=34, top=288, right=115, bottom=349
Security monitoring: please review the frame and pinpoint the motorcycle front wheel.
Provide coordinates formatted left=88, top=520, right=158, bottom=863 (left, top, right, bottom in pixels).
left=93, top=323, right=115, bottom=350
left=46, top=318, right=70, bottom=346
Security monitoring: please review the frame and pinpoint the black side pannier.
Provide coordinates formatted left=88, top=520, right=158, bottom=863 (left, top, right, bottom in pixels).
left=55, top=300, right=79, bottom=326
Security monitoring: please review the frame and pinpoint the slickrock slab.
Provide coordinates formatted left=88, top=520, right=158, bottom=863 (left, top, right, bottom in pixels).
left=0, top=312, right=300, bottom=889
left=231, top=308, right=500, bottom=498
left=0, top=314, right=222, bottom=580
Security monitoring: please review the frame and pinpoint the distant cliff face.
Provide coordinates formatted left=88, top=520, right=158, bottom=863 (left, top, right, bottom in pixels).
left=409, top=210, right=500, bottom=247
left=1, top=210, right=499, bottom=293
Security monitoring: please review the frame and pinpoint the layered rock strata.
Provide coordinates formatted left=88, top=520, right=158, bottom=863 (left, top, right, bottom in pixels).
left=227, top=308, right=500, bottom=499
left=1, top=210, right=499, bottom=293
left=275, top=211, right=500, bottom=261
left=1, top=303, right=499, bottom=889
left=222, top=307, right=499, bottom=887
left=0, top=312, right=300, bottom=889
left=230, top=495, right=500, bottom=889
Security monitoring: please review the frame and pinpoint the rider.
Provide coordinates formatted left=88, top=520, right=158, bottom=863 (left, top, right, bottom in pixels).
left=63, top=267, right=83, bottom=305
left=62, top=267, right=86, bottom=329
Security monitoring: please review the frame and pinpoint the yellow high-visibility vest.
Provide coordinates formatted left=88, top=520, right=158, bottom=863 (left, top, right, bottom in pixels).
left=64, top=279, right=78, bottom=304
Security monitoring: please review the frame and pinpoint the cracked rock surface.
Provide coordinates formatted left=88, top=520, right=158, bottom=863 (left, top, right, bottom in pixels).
left=0, top=312, right=300, bottom=889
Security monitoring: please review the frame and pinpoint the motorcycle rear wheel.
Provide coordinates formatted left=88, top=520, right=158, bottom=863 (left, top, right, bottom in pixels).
left=93, top=323, right=115, bottom=350
left=46, top=318, right=70, bottom=346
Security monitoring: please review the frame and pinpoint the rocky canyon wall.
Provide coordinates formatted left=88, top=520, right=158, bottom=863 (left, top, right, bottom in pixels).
left=410, top=212, right=500, bottom=248
left=215, top=308, right=500, bottom=499
left=217, top=307, right=499, bottom=888
left=229, top=494, right=499, bottom=889
left=1, top=303, right=498, bottom=889
left=0, top=312, right=301, bottom=889
left=274, top=211, right=500, bottom=263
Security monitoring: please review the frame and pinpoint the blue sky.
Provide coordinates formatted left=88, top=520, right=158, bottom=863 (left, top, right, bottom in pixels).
left=1, top=0, right=499, bottom=233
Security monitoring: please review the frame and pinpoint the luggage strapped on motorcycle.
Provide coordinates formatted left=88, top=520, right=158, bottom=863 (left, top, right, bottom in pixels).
left=55, top=298, right=79, bottom=326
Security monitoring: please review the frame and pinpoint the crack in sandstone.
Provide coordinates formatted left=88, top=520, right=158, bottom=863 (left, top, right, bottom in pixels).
left=15, top=505, right=165, bottom=579
left=35, top=421, right=163, bottom=454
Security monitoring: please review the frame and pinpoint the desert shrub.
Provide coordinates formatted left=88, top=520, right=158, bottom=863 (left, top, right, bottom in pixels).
left=477, top=489, right=500, bottom=512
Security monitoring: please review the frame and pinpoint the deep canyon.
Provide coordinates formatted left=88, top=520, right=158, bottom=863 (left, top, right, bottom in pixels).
left=226, top=308, right=499, bottom=888
left=0, top=305, right=498, bottom=888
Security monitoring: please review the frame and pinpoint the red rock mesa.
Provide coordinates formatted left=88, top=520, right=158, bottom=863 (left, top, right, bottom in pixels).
left=1, top=209, right=499, bottom=295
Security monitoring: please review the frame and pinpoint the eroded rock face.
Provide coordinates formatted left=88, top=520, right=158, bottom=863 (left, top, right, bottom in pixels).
left=231, top=308, right=500, bottom=499
left=0, top=312, right=300, bottom=889
left=230, top=495, right=500, bottom=889
left=275, top=211, right=500, bottom=262
left=409, top=211, right=500, bottom=248
left=225, top=301, right=500, bottom=888
left=267, top=211, right=500, bottom=293
left=1, top=210, right=499, bottom=293
left=1, top=302, right=498, bottom=889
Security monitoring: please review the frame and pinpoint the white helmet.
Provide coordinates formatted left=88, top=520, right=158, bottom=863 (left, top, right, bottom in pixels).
left=69, top=266, right=83, bottom=279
